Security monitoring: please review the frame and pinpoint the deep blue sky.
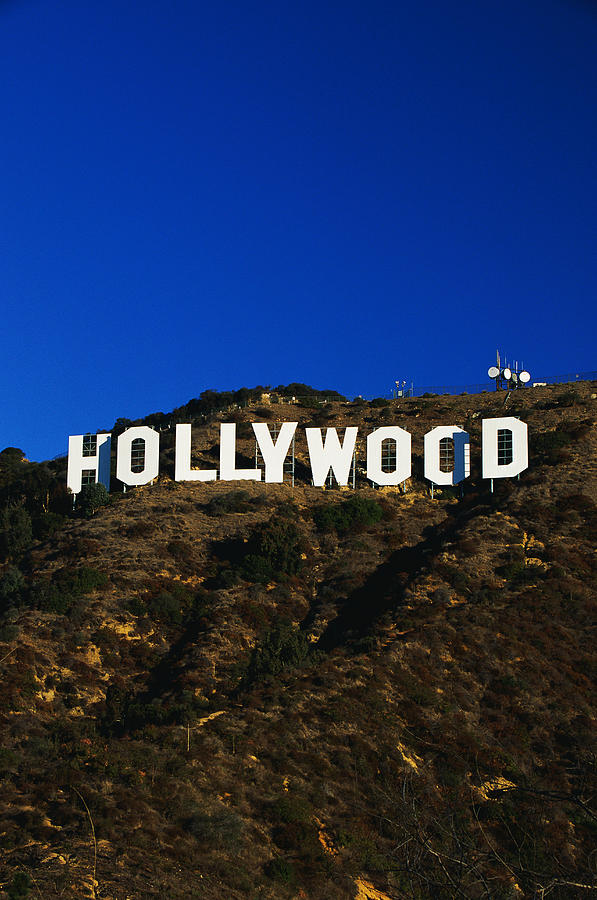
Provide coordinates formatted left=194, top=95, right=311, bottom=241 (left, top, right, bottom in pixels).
left=1, top=0, right=596, bottom=460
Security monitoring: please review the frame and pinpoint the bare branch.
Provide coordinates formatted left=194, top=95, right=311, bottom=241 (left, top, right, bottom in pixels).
left=73, top=787, right=98, bottom=900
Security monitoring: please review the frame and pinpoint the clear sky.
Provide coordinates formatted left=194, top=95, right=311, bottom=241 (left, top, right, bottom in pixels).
left=1, top=0, right=596, bottom=461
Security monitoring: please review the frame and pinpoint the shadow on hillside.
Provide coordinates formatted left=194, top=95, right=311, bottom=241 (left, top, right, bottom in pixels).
left=316, top=496, right=491, bottom=652
left=316, top=525, right=442, bottom=652
left=143, top=617, right=209, bottom=703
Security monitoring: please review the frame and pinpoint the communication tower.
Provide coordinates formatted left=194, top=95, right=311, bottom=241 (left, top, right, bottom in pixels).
left=488, top=351, right=530, bottom=390
left=394, top=380, right=413, bottom=398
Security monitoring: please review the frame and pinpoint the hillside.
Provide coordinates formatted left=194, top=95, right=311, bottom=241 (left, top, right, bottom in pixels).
left=0, top=382, right=596, bottom=900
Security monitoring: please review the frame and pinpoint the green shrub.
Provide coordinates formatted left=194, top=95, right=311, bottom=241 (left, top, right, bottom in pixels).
left=436, top=486, right=460, bottom=500
left=531, top=427, right=574, bottom=464
left=556, top=390, right=578, bottom=407
left=212, top=566, right=240, bottom=589
left=102, top=683, right=129, bottom=732
left=499, top=559, right=540, bottom=587
left=128, top=596, right=146, bottom=616
left=37, top=566, right=108, bottom=615
left=32, top=510, right=65, bottom=540
left=146, top=590, right=182, bottom=624
left=0, top=747, right=20, bottom=776
left=205, top=490, right=257, bottom=516
left=276, top=500, right=300, bottom=519
left=75, top=482, right=109, bottom=517
left=0, top=505, right=33, bottom=559
left=166, top=539, right=193, bottom=562
left=0, top=623, right=19, bottom=642
left=313, top=495, right=383, bottom=534
left=242, top=519, right=304, bottom=582
left=272, top=794, right=312, bottom=825
left=471, top=586, right=500, bottom=604
left=120, top=519, right=155, bottom=538
left=74, top=567, right=108, bottom=593
left=7, top=872, right=31, bottom=899
left=113, top=695, right=169, bottom=731
left=184, top=807, right=244, bottom=849
left=265, top=857, right=296, bottom=884
left=0, top=566, right=25, bottom=610
left=245, top=622, right=314, bottom=683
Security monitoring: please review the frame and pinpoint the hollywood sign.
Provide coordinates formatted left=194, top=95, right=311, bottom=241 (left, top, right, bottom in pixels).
left=67, top=418, right=528, bottom=494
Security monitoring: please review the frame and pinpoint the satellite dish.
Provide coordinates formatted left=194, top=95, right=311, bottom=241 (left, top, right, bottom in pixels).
left=488, top=366, right=500, bottom=378
left=502, top=367, right=512, bottom=380
left=519, top=370, right=531, bottom=384
left=511, top=372, right=519, bottom=384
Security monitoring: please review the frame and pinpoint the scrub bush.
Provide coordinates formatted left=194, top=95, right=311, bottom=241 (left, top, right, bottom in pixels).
left=146, top=590, right=182, bottom=624
left=242, top=519, right=304, bottom=581
left=265, top=857, right=296, bottom=884
left=205, top=489, right=264, bottom=516
left=0, top=505, right=32, bottom=559
left=184, top=806, right=243, bottom=850
left=32, top=510, right=65, bottom=539
left=245, top=622, right=314, bottom=683
left=7, top=872, right=31, bottom=899
left=313, top=496, right=383, bottom=534
left=34, top=566, right=108, bottom=614
left=0, top=566, right=25, bottom=610
left=76, top=482, right=109, bottom=517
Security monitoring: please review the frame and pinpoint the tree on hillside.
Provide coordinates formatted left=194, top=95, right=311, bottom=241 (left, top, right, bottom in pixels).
left=76, top=483, right=109, bottom=517
left=0, top=447, right=27, bottom=490
left=0, top=504, right=33, bottom=560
